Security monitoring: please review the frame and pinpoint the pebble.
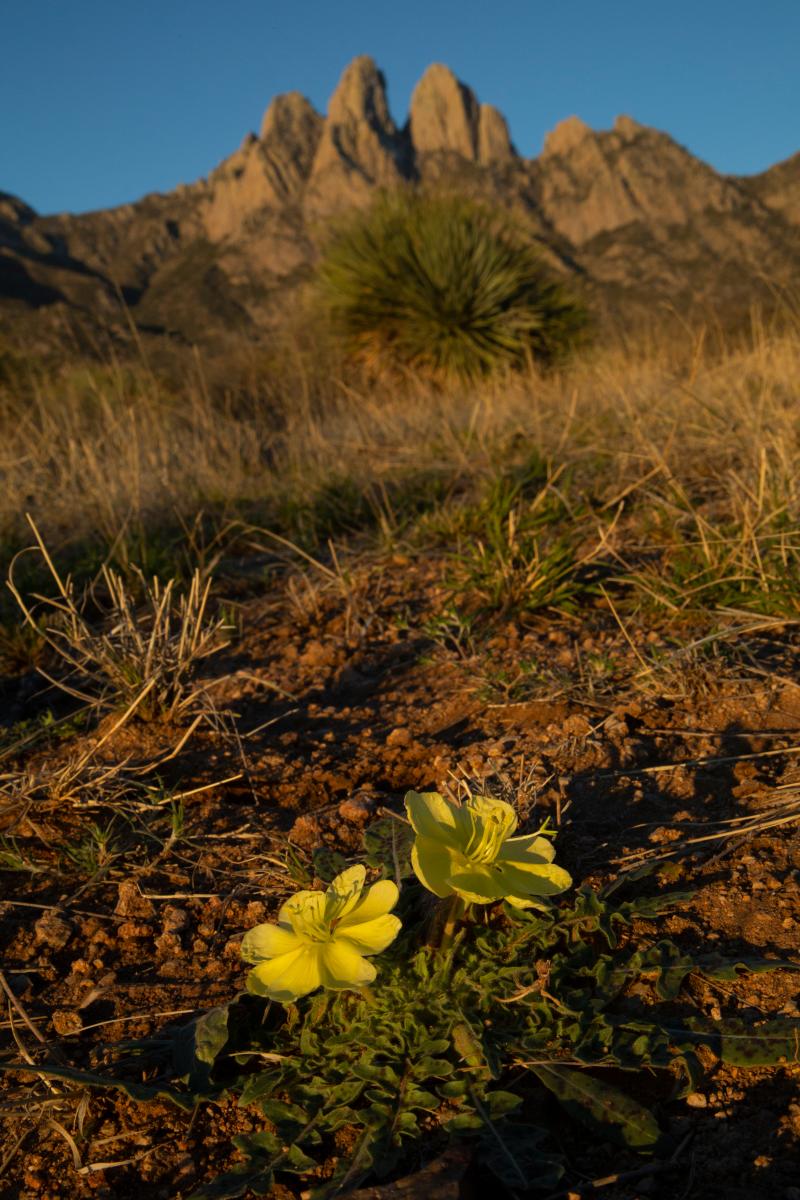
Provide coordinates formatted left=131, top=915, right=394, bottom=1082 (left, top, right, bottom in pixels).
left=33, top=910, right=73, bottom=950
left=51, top=1009, right=82, bottom=1036
left=686, top=1092, right=708, bottom=1108
left=114, top=880, right=155, bottom=919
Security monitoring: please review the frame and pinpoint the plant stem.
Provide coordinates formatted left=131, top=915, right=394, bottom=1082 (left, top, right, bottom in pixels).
left=438, top=895, right=467, bottom=952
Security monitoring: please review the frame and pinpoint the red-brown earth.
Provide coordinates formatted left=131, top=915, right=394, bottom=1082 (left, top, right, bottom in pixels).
left=1, top=553, right=799, bottom=1199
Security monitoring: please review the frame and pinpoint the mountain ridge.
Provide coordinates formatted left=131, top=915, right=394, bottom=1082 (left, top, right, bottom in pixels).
left=2, top=55, right=799, bottom=357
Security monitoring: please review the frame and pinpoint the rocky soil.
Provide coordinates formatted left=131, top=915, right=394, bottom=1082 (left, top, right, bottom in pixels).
left=1, top=550, right=799, bottom=1198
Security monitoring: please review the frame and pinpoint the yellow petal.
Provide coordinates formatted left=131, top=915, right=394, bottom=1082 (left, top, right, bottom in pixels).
left=280, top=891, right=327, bottom=938
left=446, top=867, right=506, bottom=905
left=336, top=914, right=401, bottom=954
left=404, top=791, right=458, bottom=842
left=240, top=922, right=301, bottom=963
left=319, top=940, right=376, bottom=990
left=496, top=860, right=572, bottom=897
left=497, top=833, right=556, bottom=865
left=325, top=865, right=367, bottom=922
left=246, top=946, right=322, bottom=1002
left=338, top=879, right=399, bottom=929
left=411, top=837, right=460, bottom=898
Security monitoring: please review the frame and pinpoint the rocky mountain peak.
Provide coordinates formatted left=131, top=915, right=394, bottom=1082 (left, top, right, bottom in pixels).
left=409, top=63, right=480, bottom=159
left=541, top=115, right=593, bottom=158
left=306, top=55, right=409, bottom=212
left=614, top=114, right=646, bottom=140
left=260, top=91, right=322, bottom=146
left=408, top=64, right=516, bottom=166
left=478, top=103, right=516, bottom=164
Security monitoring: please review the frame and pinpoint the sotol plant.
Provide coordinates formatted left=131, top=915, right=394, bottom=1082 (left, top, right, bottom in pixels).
left=315, top=190, right=588, bottom=381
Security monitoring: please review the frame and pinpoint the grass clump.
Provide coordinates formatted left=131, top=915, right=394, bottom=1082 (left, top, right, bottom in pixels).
left=8, top=521, right=230, bottom=722
left=315, top=190, right=588, bottom=380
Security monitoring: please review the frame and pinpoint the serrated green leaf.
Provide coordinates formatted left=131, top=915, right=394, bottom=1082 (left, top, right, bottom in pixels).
left=238, top=1070, right=282, bottom=1110
left=235, top=1131, right=281, bottom=1156
left=532, top=1064, right=660, bottom=1149
left=261, top=1099, right=309, bottom=1130
left=317, top=1104, right=357, bottom=1132
left=406, top=1086, right=438, bottom=1110
left=328, top=1079, right=364, bottom=1105
left=412, top=1057, right=454, bottom=1079
left=283, top=1143, right=318, bottom=1173
left=395, top=1110, right=420, bottom=1134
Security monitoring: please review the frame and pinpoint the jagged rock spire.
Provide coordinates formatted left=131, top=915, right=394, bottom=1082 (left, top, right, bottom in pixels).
left=409, top=64, right=515, bottom=164
left=306, top=56, right=410, bottom=212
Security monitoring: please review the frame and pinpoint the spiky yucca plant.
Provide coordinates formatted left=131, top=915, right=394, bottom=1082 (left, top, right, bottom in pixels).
left=315, top=191, right=588, bottom=380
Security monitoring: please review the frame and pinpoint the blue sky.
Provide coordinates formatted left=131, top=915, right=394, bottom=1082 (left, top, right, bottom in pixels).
left=3, top=0, right=799, bottom=215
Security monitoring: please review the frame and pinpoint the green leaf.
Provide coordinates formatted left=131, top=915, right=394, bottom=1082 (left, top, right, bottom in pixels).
left=485, top=1090, right=523, bottom=1117
left=452, top=1022, right=491, bottom=1078
left=412, top=1057, right=454, bottom=1079
left=172, top=1005, right=230, bottom=1089
left=478, top=1121, right=564, bottom=1190
left=189, top=1164, right=272, bottom=1199
left=238, top=1070, right=282, bottom=1109
left=261, top=1099, right=309, bottom=1135
left=283, top=1143, right=318, bottom=1173
left=363, top=816, right=416, bottom=879
left=693, top=1018, right=800, bottom=1066
left=699, top=958, right=800, bottom=983
left=444, top=1112, right=484, bottom=1132
left=0, top=1061, right=199, bottom=1111
left=532, top=1064, right=660, bottom=1149
left=312, top=847, right=350, bottom=882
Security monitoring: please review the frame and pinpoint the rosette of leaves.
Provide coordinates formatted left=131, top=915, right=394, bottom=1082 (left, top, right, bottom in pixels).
left=314, top=190, right=588, bottom=381
left=15, top=876, right=799, bottom=1200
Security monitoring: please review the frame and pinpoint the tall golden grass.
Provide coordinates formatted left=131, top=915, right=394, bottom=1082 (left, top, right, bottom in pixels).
left=1, top=316, right=799, bottom=581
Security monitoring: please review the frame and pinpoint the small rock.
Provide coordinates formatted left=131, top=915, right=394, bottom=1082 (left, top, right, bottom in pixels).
left=155, top=932, right=182, bottom=959
left=338, top=796, right=374, bottom=823
left=386, top=726, right=411, bottom=748
left=115, top=880, right=156, bottom=919
left=162, top=906, right=189, bottom=935
left=290, top=814, right=321, bottom=849
left=34, top=910, right=73, bottom=950
left=686, top=1092, right=708, bottom=1108
left=117, top=921, right=152, bottom=940
left=52, top=1009, right=83, bottom=1036
left=243, top=901, right=266, bottom=926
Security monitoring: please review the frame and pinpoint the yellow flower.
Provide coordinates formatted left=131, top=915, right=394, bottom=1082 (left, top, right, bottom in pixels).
left=241, top=865, right=401, bottom=1003
left=405, top=790, right=571, bottom=908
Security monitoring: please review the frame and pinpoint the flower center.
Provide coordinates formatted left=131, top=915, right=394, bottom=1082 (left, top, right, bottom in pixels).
left=463, top=812, right=506, bottom=864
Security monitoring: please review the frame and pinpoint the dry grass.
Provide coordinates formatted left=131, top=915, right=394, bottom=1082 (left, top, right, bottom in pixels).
left=1, top=318, right=799, bottom=621
left=7, top=520, right=230, bottom=721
